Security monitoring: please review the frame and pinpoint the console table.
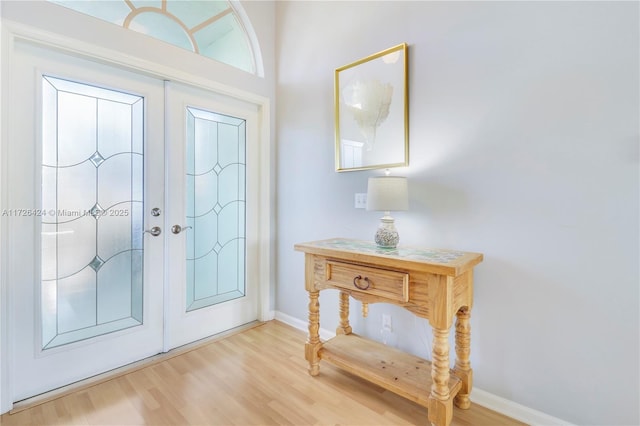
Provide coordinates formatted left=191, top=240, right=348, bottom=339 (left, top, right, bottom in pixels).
left=294, top=238, right=483, bottom=426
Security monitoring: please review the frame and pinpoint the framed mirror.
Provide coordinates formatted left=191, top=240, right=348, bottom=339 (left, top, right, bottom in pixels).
left=335, top=43, right=408, bottom=172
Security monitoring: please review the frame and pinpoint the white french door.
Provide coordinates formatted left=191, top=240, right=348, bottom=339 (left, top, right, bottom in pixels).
left=8, top=40, right=166, bottom=401
left=165, top=82, right=259, bottom=349
left=6, top=40, right=258, bottom=402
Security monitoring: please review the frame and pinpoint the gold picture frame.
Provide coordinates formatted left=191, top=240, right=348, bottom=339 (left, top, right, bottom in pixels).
left=335, top=43, right=408, bottom=172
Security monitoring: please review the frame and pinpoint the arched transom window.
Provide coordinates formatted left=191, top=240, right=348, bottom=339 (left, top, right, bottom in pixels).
left=48, top=0, right=261, bottom=75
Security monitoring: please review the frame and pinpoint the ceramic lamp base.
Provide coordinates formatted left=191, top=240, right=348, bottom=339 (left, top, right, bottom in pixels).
left=374, top=216, right=399, bottom=249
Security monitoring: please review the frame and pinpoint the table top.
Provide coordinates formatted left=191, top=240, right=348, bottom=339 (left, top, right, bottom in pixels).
left=294, top=238, right=483, bottom=277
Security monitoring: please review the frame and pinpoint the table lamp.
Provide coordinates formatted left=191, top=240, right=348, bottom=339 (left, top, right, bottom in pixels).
left=366, top=175, right=409, bottom=248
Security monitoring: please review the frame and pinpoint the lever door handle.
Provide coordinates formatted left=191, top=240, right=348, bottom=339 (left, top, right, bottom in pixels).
left=144, top=226, right=162, bottom=237
left=171, top=224, right=192, bottom=234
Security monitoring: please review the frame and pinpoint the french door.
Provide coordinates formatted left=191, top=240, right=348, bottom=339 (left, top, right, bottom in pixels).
left=165, top=82, right=258, bottom=348
left=7, top=40, right=258, bottom=402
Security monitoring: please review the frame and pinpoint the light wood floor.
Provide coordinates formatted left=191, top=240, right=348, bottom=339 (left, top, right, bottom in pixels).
left=1, top=321, right=525, bottom=425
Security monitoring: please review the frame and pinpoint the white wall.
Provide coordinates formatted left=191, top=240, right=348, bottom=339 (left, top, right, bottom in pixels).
left=275, top=2, right=639, bottom=425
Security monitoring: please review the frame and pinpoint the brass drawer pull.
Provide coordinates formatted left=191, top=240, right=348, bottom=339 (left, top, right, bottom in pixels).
left=353, top=275, right=371, bottom=290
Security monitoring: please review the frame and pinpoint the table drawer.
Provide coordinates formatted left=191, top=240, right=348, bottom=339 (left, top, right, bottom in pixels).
left=326, top=261, right=409, bottom=302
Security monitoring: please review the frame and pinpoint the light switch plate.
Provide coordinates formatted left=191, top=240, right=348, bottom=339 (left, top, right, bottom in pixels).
left=355, top=193, right=367, bottom=209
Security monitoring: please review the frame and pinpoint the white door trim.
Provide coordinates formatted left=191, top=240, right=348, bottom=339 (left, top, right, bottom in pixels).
left=0, top=20, right=273, bottom=414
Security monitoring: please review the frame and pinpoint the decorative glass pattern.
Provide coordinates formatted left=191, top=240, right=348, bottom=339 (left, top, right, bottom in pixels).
left=48, top=0, right=257, bottom=75
left=41, top=76, right=144, bottom=350
left=185, top=107, right=246, bottom=312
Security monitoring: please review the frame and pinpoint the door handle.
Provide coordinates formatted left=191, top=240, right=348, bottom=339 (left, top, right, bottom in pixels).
left=144, top=226, right=162, bottom=237
left=171, top=224, right=192, bottom=234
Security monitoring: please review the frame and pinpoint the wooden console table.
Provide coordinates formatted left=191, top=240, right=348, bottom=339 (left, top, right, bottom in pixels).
left=294, top=238, right=483, bottom=426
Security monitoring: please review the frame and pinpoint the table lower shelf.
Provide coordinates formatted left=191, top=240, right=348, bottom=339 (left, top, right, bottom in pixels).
left=318, top=334, right=462, bottom=408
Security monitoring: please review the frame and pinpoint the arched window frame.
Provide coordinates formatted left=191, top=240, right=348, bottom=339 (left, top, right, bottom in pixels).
left=47, top=0, right=264, bottom=77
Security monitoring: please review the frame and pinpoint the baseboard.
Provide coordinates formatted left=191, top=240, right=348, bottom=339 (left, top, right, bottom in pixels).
left=471, top=388, right=573, bottom=425
left=274, top=310, right=574, bottom=426
left=274, top=310, right=336, bottom=341
left=260, top=309, right=276, bottom=322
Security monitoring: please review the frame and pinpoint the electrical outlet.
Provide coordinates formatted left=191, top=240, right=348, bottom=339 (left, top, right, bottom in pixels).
left=355, top=193, right=367, bottom=209
left=382, top=314, right=392, bottom=332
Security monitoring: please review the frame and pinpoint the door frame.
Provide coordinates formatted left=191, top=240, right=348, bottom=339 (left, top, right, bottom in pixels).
left=0, top=20, right=273, bottom=414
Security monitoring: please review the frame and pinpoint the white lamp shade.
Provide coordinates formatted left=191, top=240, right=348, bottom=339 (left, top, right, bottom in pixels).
left=366, top=176, right=409, bottom=212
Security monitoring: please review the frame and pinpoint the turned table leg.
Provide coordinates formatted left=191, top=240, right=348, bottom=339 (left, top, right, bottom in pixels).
left=454, top=307, right=473, bottom=409
left=305, top=290, right=321, bottom=376
left=336, top=291, right=352, bottom=335
left=428, top=327, right=453, bottom=426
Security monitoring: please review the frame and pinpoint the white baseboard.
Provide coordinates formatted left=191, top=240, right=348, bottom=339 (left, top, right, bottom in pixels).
left=471, top=388, right=573, bottom=425
left=273, top=310, right=573, bottom=426
left=274, top=310, right=336, bottom=341
left=260, top=309, right=276, bottom=322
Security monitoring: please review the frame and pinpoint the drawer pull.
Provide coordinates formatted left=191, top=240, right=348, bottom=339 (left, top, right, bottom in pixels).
left=353, top=275, right=371, bottom=290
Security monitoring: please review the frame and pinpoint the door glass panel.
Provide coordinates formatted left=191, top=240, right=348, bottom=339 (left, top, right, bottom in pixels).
left=41, top=76, right=144, bottom=349
left=185, top=107, right=246, bottom=312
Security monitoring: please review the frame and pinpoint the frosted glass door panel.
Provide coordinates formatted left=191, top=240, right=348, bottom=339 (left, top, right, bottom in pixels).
left=185, top=107, right=246, bottom=312
left=41, top=76, right=144, bottom=349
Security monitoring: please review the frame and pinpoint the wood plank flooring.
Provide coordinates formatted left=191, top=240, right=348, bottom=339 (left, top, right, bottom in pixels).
left=1, top=321, right=525, bottom=425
